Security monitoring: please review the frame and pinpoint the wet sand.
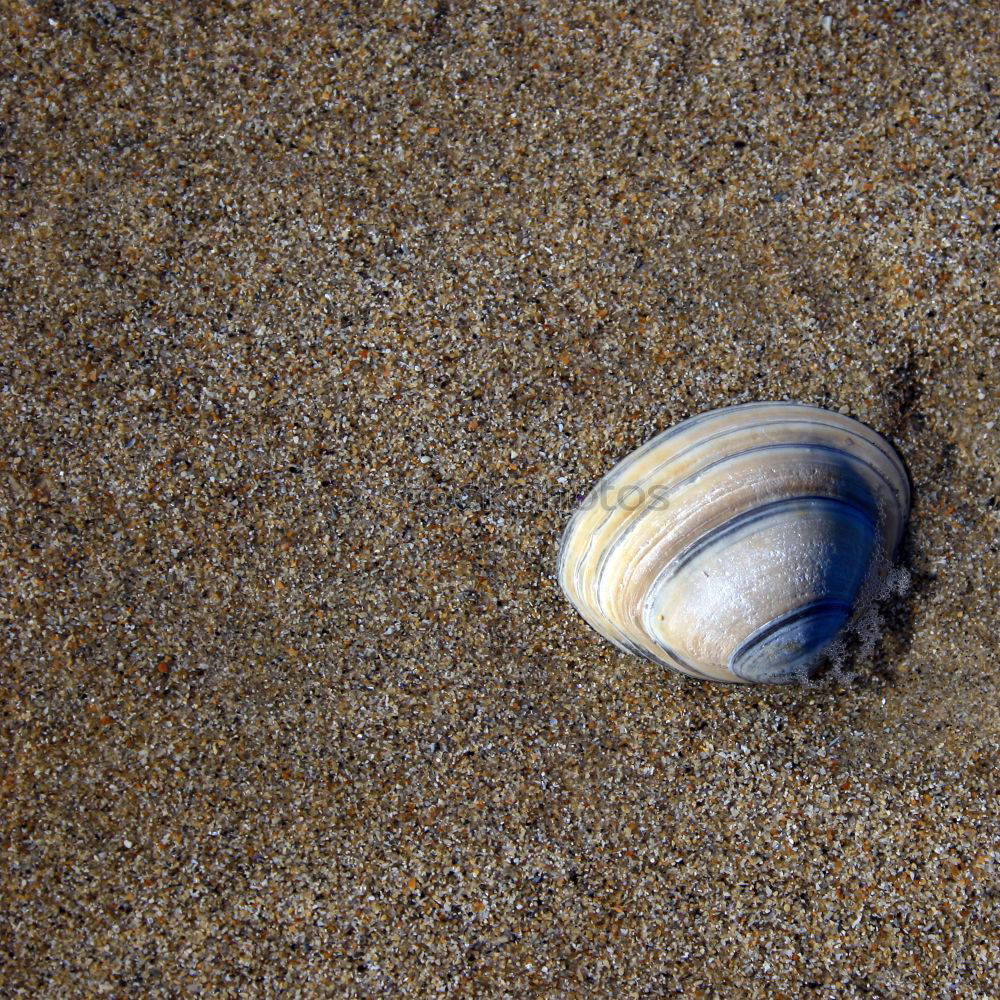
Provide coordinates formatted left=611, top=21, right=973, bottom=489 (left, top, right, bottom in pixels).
left=2, top=2, right=998, bottom=996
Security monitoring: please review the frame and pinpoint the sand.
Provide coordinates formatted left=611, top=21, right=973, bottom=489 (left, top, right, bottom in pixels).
left=2, top=1, right=998, bottom=996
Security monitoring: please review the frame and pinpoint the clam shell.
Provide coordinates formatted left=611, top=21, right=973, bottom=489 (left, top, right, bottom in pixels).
left=558, top=402, right=910, bottom=684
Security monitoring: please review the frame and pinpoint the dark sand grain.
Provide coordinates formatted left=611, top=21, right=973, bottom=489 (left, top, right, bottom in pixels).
left=1, top=1, right=998, bottom=997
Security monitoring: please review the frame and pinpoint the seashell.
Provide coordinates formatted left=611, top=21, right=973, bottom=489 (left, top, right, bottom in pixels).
left=558, top=402, right=910, bottom=684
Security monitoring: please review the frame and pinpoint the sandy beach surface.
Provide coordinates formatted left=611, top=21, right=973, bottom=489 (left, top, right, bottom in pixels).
left=2, top=2, right=998, bottom=996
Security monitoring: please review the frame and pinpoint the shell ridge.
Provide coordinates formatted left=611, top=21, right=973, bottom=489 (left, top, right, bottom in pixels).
left=591, top=437, right=907, bottom=599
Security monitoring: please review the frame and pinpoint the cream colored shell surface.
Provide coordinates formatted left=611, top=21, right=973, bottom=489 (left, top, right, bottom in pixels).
left=558, top=403, right=910, bottom=684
